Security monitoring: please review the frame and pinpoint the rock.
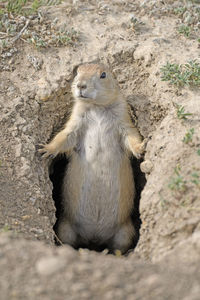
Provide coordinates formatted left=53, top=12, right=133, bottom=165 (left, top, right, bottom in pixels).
left=140, top=160, right=153, bottom=174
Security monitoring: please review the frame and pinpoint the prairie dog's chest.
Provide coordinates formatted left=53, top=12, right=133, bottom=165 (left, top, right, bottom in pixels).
left=80, top=108, right=120, bottom=159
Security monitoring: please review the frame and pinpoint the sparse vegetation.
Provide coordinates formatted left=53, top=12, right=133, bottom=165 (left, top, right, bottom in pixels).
left=173, top=103, right=193, bottom=120
left=159, top=191, right=169, bottom=209
left=168, top=164, right=200, bottom=198
left=0, top=39, right=8, bottom=49
left=53, top=27, right=79, bottom=47
left=29, top=35, right=47, bottom=48
left=191, top=172, right=200, bottom=187
left=178, top=24, right=191, bottom=37
left=1, top=224, right=11, bottom=232
left=161, top=63, right=183, bottom=86
left=130, top=15, right=144, bottom=32
left=1, top=0, right=40, bottom=15
left=182, top=128, right=194, bottom=143
left=0, top=0, right=62, bottom=15
left=0, top=0, right=79, bottom=52
left=173, top=7, right=187, bottom=16
left=168, top=165, right=187, bottom=192
left=6, top=0, right=28, bottom=15
left=28, top=27, right=79, bottom=48
left=161, top=60, right=200, bottom=87
left=185, top=60, right=200, bottom=85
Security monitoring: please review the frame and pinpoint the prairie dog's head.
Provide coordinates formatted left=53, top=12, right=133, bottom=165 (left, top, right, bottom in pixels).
left=72, top=63, right=120, bottom=105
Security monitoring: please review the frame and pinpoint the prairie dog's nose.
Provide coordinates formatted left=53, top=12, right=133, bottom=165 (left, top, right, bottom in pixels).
left=77, top=81, right=87, bottom=89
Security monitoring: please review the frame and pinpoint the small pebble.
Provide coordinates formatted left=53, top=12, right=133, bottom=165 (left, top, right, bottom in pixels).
left=140, top=160, right=153, bottom=174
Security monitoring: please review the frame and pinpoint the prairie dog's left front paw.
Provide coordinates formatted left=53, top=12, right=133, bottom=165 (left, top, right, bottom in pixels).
left=37, top=143, right=57, bottom=158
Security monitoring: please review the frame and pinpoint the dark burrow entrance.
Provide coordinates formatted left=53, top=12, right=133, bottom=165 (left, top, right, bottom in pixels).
left=49, top=154, right=146, bottom=253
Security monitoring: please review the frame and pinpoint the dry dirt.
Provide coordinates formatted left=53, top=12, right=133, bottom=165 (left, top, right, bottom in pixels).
left=0, top=0, right=200, bottom=299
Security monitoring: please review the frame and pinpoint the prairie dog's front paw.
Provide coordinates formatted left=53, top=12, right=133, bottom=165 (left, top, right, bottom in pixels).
left=132, top=140, right=146, bottom=159
left=134, top=145, right=143, bottom=159
left=37, top=143, right=57, bottom=158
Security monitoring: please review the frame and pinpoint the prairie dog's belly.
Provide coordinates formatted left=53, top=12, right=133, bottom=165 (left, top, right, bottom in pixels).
left=82, top=118, right=121, bottom=164
left=63, top=110, right=134, bottom=241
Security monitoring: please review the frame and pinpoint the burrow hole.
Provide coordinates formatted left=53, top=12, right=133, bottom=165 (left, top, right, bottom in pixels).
left=49, top=150, right=146, bottom=253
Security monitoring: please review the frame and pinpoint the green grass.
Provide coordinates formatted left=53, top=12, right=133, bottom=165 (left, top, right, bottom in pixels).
left=161, top=62, right=184, bottom=86
left=173, top=7, right=187, bottom=16
left=187, top=0, right=200, bottom=3
left=182, top=128, right=194, bottom=143
left=184, top=60, right=200, bottom=86
left=0, top=0, right=62, bottom=16
left=168, top=165, right=200, bottom=199
left=178, top=24, right=191, bottom=37
left=173, top=103, right=193, bottom=120
left=191, top=172, right=200, bottom=187
left=168, top=165, right=187, bottom=192
left=54, top=28, right=79, bottom=46
left=28, top=27, right=79, bottom=48
left=6, top=0, right=27, bottom=14
left=1, top=224, right=11, bottom=232
left=159, top=191, right=169, bottom=209
left=0, top=1, right=78, bottom=51
left=161, top=60, right=200, bottom=87
left=0, top=39, right=8, bottom=49
left=29, top=35, right=47, bottom=48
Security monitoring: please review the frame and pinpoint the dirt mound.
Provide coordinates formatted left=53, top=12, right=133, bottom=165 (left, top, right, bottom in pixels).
left=0, top=0, right=200, bottom=299
left=0, top=232, right=200, bottom=300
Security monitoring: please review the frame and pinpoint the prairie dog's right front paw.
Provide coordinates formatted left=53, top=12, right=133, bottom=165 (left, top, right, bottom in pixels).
left=133, top=144, right=144, bottom=159
left=134, top=139, right=147, bottom=158
left=127, top=137, right=146, bottom=159
left=37, top=143, right=57, bottom=158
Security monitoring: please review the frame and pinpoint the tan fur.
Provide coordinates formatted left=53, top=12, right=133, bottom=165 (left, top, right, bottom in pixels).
left=39, top=63, right=144, bottom=253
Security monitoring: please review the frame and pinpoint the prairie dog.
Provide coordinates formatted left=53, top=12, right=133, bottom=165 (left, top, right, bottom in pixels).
left=40, top=63, right=144, bottom=253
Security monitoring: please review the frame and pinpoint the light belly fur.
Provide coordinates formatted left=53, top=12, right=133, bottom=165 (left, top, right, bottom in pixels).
left=62, top=109, right=135, bottom=241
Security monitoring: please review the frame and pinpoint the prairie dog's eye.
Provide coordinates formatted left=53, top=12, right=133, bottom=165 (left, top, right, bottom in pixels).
left=100, top=72, right=106, bottom=79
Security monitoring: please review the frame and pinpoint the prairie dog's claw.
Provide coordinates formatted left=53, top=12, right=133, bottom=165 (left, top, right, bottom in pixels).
left=134, top=151, right=143, bottom=160
left=142, top=138, right=148, bottom=149
left=139, top=139, right=147, bottom=154
left=135, top=153, right=142, bottom=160
left=133, top=140, right=146, bottom=159
left=36, top=144, right=46, bottom=153
left=36, top=143, right=54, bottom=158
left=41, top=151, right=50, bottom=158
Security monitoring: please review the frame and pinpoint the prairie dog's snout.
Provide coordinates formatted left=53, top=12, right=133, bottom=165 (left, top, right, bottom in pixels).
left=76, top=80, right=87, bottom=98
left=77, top=81, right=87, bottom=90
